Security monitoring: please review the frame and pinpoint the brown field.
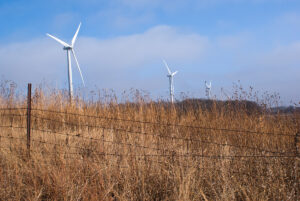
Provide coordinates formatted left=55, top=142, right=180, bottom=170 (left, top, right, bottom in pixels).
left=0, top=81, right=299, bottom=200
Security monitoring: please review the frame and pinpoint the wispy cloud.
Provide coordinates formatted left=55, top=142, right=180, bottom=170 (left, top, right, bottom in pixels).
left=0, top=21, right=299, bottom=103
left=78, top=25, right=208, bottom=68
left=0, top=25, right=208, bottom=89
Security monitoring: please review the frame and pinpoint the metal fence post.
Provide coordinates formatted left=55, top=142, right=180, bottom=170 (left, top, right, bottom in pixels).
left=27, top=83, right=32, bottom=157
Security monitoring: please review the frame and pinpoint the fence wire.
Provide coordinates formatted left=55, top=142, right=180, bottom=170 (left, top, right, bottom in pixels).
left=0, top=107, right=298, bottom=172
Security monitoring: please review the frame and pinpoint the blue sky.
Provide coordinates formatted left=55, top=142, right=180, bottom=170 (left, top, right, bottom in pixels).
left=0, top=0, right=300, bottom=104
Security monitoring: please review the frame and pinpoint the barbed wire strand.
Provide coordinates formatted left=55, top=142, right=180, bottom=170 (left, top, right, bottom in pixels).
left=30, top=123, right=294, bottom=155
left=0, top=107, right=26, bottom=111
left=31, top=108, right=297, bottom=137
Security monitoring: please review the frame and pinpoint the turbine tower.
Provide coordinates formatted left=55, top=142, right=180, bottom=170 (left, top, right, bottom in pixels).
left=163, top=59, right=178, bottom=103
left=46, top=23, right=85, bottom=99
left=205, top=81, right=212, bottom=99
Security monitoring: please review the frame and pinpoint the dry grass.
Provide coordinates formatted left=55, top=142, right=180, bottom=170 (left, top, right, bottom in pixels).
left=0, top=81, right=299, bottom=200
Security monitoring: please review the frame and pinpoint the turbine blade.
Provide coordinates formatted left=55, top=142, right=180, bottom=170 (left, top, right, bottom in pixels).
left=162, top=59, right=172, bottom=75
left=172, top=71, right=178, bottom=76
left=71, top=49, right=85, bottom=86
left=72, top=22, right=81, bottom=46
left=46, top=33, right=70, bottom=47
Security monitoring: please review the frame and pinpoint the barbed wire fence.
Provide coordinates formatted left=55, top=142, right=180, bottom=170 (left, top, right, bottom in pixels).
left=0, top=83, right=299, bottom=198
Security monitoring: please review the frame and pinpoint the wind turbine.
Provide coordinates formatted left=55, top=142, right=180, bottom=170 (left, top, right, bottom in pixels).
left=163, top=59, right=178, bottom=103
left=46, top=23, right=85, bottom=99
left=205, top=81, right=212, bottom=99
left=221, top=88, right=230, bottom=100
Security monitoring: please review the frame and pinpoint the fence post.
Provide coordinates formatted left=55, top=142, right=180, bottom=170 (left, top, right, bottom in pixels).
left=27, top=83, right=32, bottom=157
left=294, top=132, right=299, bottom=200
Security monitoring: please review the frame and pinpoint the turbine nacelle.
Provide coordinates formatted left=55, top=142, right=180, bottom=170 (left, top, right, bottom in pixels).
left=63, top=46, right=72, bottom=50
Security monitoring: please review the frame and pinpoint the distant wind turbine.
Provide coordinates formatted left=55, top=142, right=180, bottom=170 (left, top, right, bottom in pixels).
left=221, top=88, right=230, bottom=100
left=205, top=81, right=212, bottom=99
left=46, top=22, right=85, bottom=99
left=163, top=59, right=178, bottom=103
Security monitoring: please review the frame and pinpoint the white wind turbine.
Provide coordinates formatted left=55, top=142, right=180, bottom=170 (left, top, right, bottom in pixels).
left=205, top=80, right=212, bottom=99
left=163, top=59, right=178, bottom=103
left=46, top=23, right=85, bottom=99
left=221, top=88, right=230, bottom=100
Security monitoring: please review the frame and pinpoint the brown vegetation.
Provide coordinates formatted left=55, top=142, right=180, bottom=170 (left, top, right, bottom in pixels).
left=0, top=81, right=299, bottom=200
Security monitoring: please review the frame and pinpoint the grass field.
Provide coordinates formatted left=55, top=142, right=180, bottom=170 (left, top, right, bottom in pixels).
left=0, top=81, right=299, bottom=200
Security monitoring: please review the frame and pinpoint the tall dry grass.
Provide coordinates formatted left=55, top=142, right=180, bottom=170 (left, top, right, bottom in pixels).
left=0, top=80, right=299, bottom=200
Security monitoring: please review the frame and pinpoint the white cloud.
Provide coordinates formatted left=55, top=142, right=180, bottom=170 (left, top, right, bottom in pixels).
left=0, top=39, right=64, bottom=83
left=78, top=25, right=208, bottom=69
left=224, top=41, right=300, bottom=103
left=0, top=25, right=209, bottom=89
left=259, top=42, right=300, bottom=68
left=0, top=24, right=299, bottom=103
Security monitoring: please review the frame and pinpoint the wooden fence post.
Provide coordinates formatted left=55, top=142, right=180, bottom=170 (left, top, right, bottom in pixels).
left=27, top=83, right=32, bottom=157
left=294, top=132, right=299, bottom=200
